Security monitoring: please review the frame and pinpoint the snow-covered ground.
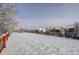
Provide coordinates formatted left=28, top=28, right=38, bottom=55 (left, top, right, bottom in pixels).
left=1, top=32, right=79, bottom=55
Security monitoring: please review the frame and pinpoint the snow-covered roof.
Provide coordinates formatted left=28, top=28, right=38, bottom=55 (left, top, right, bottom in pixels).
left=65, top=24, right=75, bottom=29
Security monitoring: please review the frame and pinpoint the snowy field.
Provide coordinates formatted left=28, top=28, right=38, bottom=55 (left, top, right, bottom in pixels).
left=1, top=32, right=79, bottom=55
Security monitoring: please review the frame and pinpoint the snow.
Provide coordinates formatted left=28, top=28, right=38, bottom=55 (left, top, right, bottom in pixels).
left=1, top=32, right=79, bottom=55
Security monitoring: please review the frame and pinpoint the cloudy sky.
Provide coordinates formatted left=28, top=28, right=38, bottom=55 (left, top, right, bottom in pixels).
left=15, top=3, right=79, bottom=29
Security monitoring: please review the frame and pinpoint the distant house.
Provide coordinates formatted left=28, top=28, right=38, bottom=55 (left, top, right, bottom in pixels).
left=38, top=28, right=48, bottom=33
left=65, top=22, right=79, bottom=38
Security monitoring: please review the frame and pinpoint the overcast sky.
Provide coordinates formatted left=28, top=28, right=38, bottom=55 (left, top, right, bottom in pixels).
left=15, top=3, right=79, bottom=29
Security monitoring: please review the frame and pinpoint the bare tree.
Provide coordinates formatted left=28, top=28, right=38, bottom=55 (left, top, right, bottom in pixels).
left=0, top=3, right=18, bottom=34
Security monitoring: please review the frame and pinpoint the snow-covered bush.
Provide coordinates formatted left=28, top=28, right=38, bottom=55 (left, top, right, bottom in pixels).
left=0, top=4, right=17, bottom=34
